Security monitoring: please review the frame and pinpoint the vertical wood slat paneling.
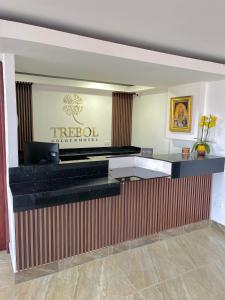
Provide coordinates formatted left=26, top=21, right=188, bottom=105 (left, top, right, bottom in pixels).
left=111, top=92, right=133, bottom=147
left=16, top=82, right=33, bottom=151
left=15, top=175, right=212, bottom=271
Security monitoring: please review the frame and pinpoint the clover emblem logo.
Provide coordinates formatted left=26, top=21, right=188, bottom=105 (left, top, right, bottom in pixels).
left=63, top=94, right=83, bottom=125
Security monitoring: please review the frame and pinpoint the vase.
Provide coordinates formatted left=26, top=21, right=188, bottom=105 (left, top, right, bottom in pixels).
left=197, top=144, right=206, bottom=156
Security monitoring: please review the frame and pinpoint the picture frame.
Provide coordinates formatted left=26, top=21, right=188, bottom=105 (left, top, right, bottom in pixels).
left=169, top=96, right=192, bottom=132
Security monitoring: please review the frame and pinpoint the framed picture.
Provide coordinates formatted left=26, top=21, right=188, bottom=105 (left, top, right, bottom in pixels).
left=169, top=96, right=192, bottom=132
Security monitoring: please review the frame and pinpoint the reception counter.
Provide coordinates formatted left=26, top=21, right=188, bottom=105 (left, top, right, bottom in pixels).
left=9, top=152, right=225, bottom=271
left=10, top=160, right=120, bottom=212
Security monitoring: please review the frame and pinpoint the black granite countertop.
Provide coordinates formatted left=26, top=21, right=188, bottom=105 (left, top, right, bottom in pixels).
left=10, top=160, right=120, bottom=212
left=152, top=153, right=225, bottom=163
left=152, top=153, right=225, bottom=178
left=12, top=176, right=120, bottom=212
left=10, top=151, right=225, bottom=212
left=10, top=160, right=109, bottom=183
left=108, top=153, right=225, bottom=178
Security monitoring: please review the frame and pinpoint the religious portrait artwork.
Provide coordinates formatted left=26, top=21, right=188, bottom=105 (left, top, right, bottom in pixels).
left=169, top=96, right=192, bottom=132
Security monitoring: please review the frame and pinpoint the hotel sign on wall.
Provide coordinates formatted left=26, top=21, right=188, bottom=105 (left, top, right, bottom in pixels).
left=50, top=94, right=99, bottom=145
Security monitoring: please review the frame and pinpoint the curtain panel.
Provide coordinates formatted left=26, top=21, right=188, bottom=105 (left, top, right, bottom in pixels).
left=111, top=92, right=133, bottom=147
left=16, top=82, right=33, bottom=151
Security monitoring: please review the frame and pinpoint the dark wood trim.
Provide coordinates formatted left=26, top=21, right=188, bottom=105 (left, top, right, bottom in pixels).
left=15, top=175, right=212, bottom=270
left=0, top=62, right=9, bottom=250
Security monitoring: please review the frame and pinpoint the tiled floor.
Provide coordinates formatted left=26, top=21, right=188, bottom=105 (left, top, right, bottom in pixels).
left=1, top=222, right=225, bottom=299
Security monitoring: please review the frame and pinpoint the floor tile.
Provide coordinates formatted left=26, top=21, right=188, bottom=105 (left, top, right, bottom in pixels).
left=176, top=228, right=225, bottom=267
left=182, top=265, right=225, bottom=299
left=14, top=266, right=79, bottom=300
left=159, top=225, right=184, bottom=240
left=0, top=286, right=14, bottom=300
left=74, top=258, right=136, bottom=299
left=146, top=237, right=195, bottom=282
left=1, top=224, right=225, bottom=299
left=107, top=247, right=160, bottom=290
left=129, top=234, right=159, bottom=250
left=58, top=252, right=95, bottom=271
left=184, top=219, right=210, bottom=233
left=15, top=262, right=58, bottom=284
left=0, top=251, right=14, bottom=288
left=138, top=273, right=218, bottom=300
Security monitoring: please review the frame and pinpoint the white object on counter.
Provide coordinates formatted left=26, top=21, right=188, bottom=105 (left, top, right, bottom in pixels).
left=135, top=157, right=172, bottom=175
left=109, top=155, right=172, bottom=176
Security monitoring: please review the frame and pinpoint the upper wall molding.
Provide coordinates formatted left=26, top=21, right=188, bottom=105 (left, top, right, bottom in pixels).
left=15, top=73, right=154, bottom=93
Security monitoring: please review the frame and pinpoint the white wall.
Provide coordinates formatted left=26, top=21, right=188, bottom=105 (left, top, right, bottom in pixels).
left=32, top=85, right=112, bottom=148
left=166, top=82, right=206, bottom=153
left=204, top=80, right=225, bottom=226
left=132, top=93, right=169, bottom=154
left=1, top=55, right=18, bottom=167
left=0, top=53, right=18, bottom=272
left=132, top=83, right=207, bottom=154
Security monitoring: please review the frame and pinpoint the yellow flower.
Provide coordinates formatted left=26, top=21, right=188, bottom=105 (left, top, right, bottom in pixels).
left=199, top=114, right=217, bottom=128
left=208, top=121, right=216, bottom=128
left=201, top=115, right=208, bottom=122
left=208, top=115, right=217, bottom=128
left=199, top=115, right=208, bottom=127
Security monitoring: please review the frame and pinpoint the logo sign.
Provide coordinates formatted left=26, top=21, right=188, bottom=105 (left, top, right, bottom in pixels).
left=50, top=94, right=99, bottom=145
left=63, top=94, right=83, bottom=125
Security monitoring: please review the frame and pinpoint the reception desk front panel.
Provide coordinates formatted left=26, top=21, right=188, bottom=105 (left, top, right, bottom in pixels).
left=15, top=175, right=212, bottom=271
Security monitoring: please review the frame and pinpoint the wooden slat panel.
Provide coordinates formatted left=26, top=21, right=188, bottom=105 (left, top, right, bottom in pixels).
left=111, top=92, right=133, bottom=147
left=16, top=82, right=33, bottom=151
left=15, top=175, right=212, bottom=271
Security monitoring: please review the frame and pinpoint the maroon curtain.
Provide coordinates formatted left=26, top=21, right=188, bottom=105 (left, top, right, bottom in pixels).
left=112, top=92, right=133, bottom=146
left=0, top=62, right=8, bottom=250
left=16, top=82, right=33, bottom=151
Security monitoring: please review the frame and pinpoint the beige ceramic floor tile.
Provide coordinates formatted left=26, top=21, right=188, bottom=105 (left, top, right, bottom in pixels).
left=0, top=251, right=14, bottom=289
left=175, top=228, right=225, bottom=267
left=146, top=238, right=195, bottom=282
left=73, top=258, right=136, bottom=300
left=136, top=286, right=163, bottom=300
left=150, top=252, right=194, bottom=282
left=58, top=253, right=94, bottom=271
left=15, top=262, right=58, bottom=284
left=14, top=266, right=79, bottom=300
left=138, top=273, right=219, bottom=300
left=0, top=286, right=14, bottom=300
left=184, top=220, right=210, bottom=233
left=146, top=236, right=185, bottom=257
left=2, top=226, right=225, bottom=299
left=103, top=294, right=142, bottom=300
left=14, top=275, right=52, bottom=300
left=106, top=247, right=160, bottom=290
left=153, top=276, right=191, bottom=300
left=212, top=257, right=225, bottom=283
left=182, top=264, right=225, bottom=300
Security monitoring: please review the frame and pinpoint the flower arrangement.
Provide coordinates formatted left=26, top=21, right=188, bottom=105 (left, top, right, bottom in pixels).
left=191, top=114, right=217, bottom=155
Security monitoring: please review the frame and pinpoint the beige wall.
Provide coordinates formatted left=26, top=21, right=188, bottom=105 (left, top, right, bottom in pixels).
left=32, top=85, right=112, bottom=148
left=131, top=93, right=169, bottom=154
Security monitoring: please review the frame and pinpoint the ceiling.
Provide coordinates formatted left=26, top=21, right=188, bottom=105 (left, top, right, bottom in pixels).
left=1, top=37, right=224, bottom=90
left=0, top=0, right=225, bottom=64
